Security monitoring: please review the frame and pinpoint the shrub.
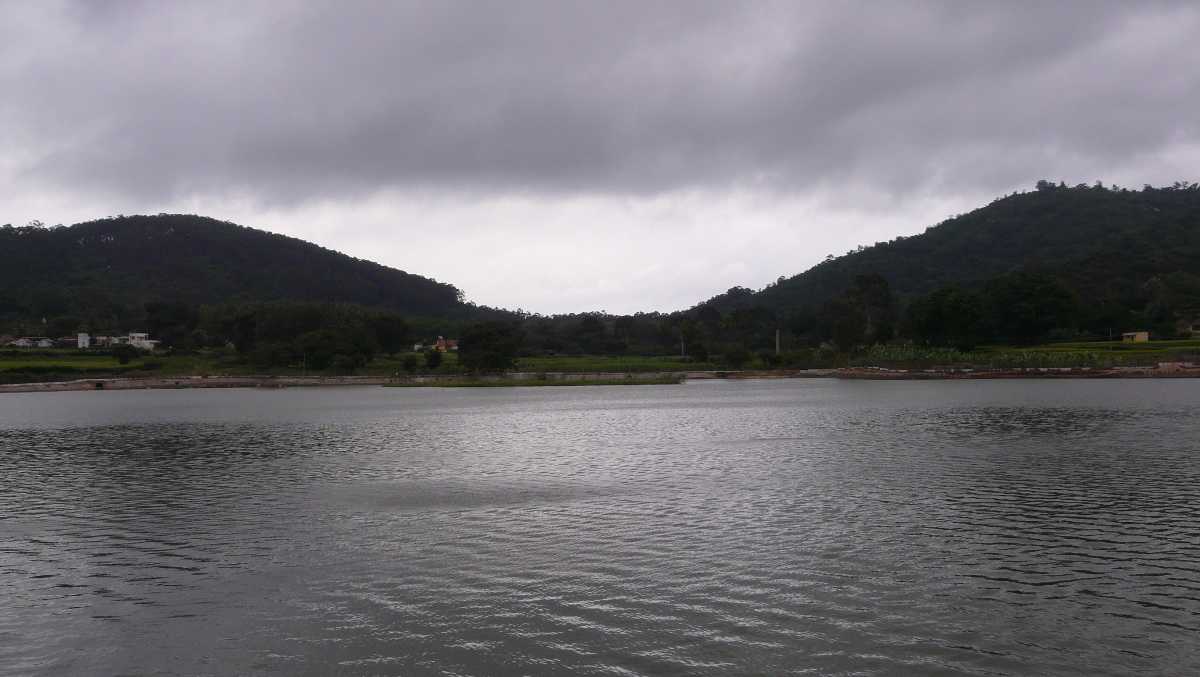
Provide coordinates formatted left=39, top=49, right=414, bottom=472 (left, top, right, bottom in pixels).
left=111, top=344, right=141, bottom=365
left=425, top=350, right=443, bottom=370
left=723, top=348, right=751, bottom=368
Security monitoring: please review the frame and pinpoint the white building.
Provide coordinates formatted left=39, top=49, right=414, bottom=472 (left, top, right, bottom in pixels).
left=77, top=333, right=91, bottom=349
left=127, top=332, right=159, bottom=350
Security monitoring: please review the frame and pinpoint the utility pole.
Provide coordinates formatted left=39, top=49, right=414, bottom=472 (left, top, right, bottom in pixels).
left=775, top=328, right=781, bottom=356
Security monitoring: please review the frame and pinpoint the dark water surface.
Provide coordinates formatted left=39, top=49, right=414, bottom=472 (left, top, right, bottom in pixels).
left=2, top=380, right=1199, bottom=675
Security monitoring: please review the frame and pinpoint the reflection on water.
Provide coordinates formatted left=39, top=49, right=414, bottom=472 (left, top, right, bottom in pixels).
left=2, top=380, right=1199, bottom=675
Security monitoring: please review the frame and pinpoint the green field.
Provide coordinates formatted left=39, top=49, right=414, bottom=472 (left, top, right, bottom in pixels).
left=1016, top=339, right=1200, bottom=354
left=0, top=357, right=126, bottom=370
left=850, top=340, right=1200, bottom=369
left=0, top=353, right=142, bottom=383
left=0, top=349, right=204, bottom=381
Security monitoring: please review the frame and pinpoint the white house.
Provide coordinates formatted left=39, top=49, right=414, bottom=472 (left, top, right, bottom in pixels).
left=127, top=332, right=160, bottom=350
left=77, top=333, right=91, bottom=349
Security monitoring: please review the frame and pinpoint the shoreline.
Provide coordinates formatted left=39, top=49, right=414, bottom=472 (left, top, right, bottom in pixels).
left=2, top=364, right=1199, bottom=394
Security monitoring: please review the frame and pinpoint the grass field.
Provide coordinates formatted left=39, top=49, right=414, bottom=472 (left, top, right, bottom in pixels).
left=0, top=357, right=127, bottom=370
left=850, top=340, right=1200, bottom=369
left=0, top=349, right=195, bottom=382
left=1017, top=339, right=1200, bottom=354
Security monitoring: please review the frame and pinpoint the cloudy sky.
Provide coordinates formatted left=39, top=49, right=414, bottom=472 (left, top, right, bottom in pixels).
left=3, top=1, right=1198, bottom=313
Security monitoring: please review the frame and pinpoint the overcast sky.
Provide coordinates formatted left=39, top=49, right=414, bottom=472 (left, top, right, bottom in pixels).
left=3, top=1, right=1198, bottom=313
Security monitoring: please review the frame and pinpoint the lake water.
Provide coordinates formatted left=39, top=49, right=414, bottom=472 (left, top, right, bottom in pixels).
left=2, top=380, right=1199, bottom=676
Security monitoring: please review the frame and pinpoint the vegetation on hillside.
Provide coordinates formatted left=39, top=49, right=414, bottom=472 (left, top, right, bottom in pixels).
left=3, top=183, right=1197, bottom=371
left=698, top=182, right=1200, bottom=335
left=0, top=214, right=480, bottom=333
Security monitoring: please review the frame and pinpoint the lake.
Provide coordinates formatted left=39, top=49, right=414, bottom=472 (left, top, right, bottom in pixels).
left=2, top=380, right=1199, bottom=675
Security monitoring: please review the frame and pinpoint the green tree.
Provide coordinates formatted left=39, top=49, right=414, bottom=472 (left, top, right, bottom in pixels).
left=46, top=316, right=82, bottom=338
left=983, top=273, right=1077, bottom=345
left=613, top=315, right=636, bottom=346
left=757, top=350, right=780, bottom=368
left=145, top=301, right=199, bottom=348
left=847, top=274, right=895, bottom=344
left=369, top=313, right=410, bottom=354
left=424, top=349, right=443, bottom=370
left=458, top=321, right=522, bottom=373
left=111, top=344, right=140, bottom=365
left=723, top=347, right=751, bottom=368
left=908, top=286, right=985, bottom=351
left=297, top=330, right=339, bottom=370
left=573, top=314, right=607, bottom=354
left=820, top=297, right=867, bottom=352
left=402, top=354, right=419, bottom=374
left=252, top=341, right=297, bottom=369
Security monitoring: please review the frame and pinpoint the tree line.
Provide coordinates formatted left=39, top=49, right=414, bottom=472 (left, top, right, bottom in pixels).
left=9, top=263, right=1194, bottom=376
left=132, top=301, right=526, bottom=373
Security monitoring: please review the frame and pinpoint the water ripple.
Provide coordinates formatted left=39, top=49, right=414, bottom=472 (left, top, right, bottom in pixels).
left=2, top=380, right=1199, bottom=675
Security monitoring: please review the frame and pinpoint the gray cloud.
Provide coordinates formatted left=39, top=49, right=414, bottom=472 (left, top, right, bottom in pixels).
left=5, top=0, right=1197, bottom=203
left=2, top=1, right=1199, bottom=312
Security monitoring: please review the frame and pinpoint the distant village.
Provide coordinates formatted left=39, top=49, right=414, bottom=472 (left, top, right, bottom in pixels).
left=4, top=332, right=160, bottom=351
left=4, top=332, right=459, bottom=353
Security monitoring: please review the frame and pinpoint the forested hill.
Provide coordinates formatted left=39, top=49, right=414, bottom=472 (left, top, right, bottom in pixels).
left=0, top=214, right=469, bottom=325
left=698, top=183, right=1200, bottom=318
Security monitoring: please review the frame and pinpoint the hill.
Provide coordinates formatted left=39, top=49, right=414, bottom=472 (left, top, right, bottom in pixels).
left=3, top=185, right=1198, bottom=356
left=0, top=214, right=471, bottom=330
left=696, top=182, right=1200, bottom=331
